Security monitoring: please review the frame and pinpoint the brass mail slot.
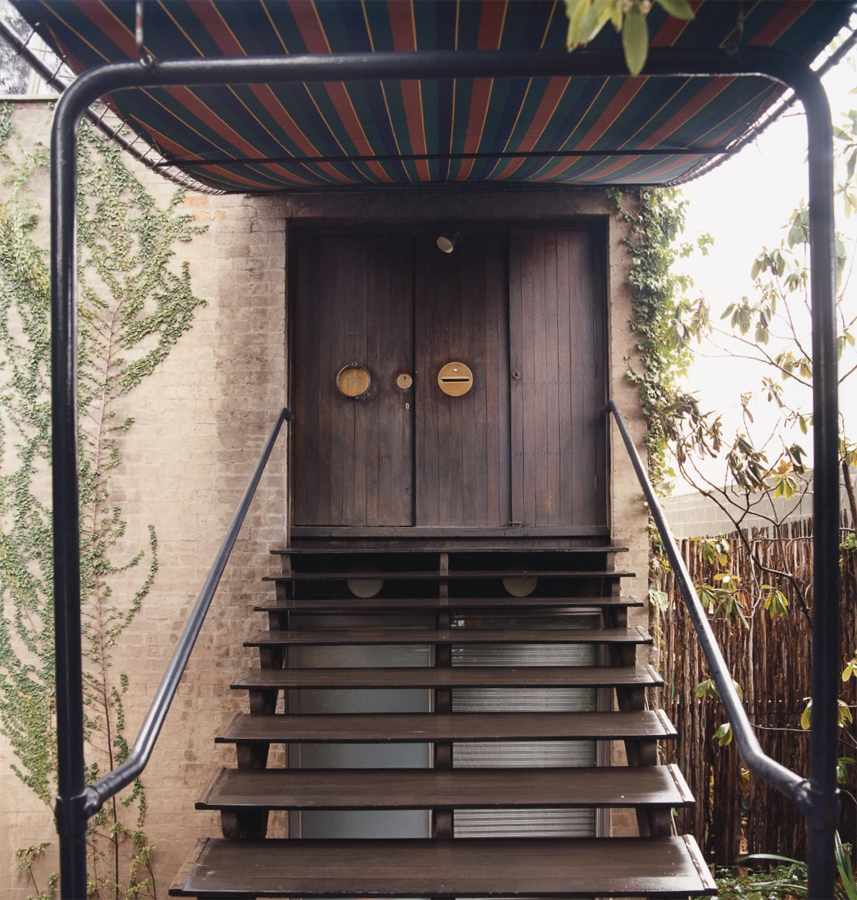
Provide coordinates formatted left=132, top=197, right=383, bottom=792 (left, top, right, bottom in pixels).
left=438, top=362, right=473, bottom=397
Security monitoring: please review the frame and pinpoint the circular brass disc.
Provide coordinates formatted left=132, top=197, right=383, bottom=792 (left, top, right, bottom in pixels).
left=347, top=578, right=384, bottom=599
left=337, top=364, right=371, bottom=398
left=397, top=373, right=413, bottom=390
left=503, top=576, right=538, bottom=597
left=437, top=362, right=473, bottom=397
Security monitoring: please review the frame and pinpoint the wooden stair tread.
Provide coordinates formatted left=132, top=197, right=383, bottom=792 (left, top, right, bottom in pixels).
left=233, top=664, right=663, bottom=691
left=266, top=569, right=634, bottom=581
left=216, top=710, right=676, bottom=743
left=169, top=836, right=716, bottom=897
left=245, top=626, right=651, bottom=647
left=256, top=595, right=643, bottom=611
left=197, top=764, right=694, bottom=811
left=273, top=545, right=629, bottom=554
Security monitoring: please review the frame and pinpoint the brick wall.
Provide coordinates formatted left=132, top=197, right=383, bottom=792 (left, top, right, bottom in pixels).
left=0, top=102, right=288, bottom=898
left=0, top=103, right=648, bottom=896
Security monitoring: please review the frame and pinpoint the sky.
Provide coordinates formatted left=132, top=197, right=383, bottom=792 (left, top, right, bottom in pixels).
left=670, top=53, right=857, bottom=492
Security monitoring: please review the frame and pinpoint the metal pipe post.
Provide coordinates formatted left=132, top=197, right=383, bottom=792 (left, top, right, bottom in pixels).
left=793, top=56, right=842, bottom=900
left=51, top=76, right=87, bottom=900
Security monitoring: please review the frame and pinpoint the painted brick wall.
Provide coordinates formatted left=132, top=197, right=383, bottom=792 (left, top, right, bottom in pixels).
left=0, top=102, right=288, bottom=898
left=0, top=104, right=649, bottom=897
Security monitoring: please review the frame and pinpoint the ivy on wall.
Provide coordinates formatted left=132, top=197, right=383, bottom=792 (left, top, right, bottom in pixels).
left=0, top=105, right=207, bottom=899
left=607, top=184, right=711, bottom=493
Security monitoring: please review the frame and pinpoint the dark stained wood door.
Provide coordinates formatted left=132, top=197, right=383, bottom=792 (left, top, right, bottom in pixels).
left=291, top=227, right=606, bottom=532
left=509, top=230, right=607, bottom=529
left=414, top=234, right=511, bottom=527
left=292, top=233, right=414, bottom=526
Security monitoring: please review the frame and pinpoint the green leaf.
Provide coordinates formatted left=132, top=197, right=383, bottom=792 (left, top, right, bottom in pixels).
left=577, top=0, right=614, bottom=43
left=655, top=0, right=694, bottom=19
left=648, top=588, right=669, bottom=612
left=763, top=588, right=789, bottom=619
left=622, top=3, right=648, bottom=76
left=564, top=0, right=591, bottom=49
left=801, top=699, right=812, bottom=731
left=773, top=475, right=796, bottom=501
left=835, top=831, right=857, bottom=900
left=714, top=722, right=732, bottom=746
left=694, top=678, right=716, bottom=699
left=750, top=257, right=762, bottom=280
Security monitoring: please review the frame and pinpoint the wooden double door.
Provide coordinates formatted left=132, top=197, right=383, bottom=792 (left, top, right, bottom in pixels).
left=291, top=227, right=607, bottom=532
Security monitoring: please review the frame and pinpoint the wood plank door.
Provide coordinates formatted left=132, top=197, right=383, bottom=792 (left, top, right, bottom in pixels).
left=291, top=227, right=606, bottom=533
left=414, top=233, right=511, bottom=527
left=509, top=230, right=607, bottom=529
left=292, top=233, right=415, bottom=526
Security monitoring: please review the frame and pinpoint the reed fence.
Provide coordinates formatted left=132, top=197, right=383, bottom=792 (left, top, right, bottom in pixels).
left=655, top=517, right=857, bottom=866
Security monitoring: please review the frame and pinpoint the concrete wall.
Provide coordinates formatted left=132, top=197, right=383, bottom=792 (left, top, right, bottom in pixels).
left=0, top=104, right=649, bottom=896
left=662, top=470, right=850, bottom=539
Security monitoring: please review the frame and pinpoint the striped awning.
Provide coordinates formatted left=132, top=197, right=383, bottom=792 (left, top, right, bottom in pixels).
left=11, top=0, right=855, bottom=192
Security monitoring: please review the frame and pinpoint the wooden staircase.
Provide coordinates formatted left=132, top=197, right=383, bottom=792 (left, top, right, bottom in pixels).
left=170, top=542, right=716, bottom=898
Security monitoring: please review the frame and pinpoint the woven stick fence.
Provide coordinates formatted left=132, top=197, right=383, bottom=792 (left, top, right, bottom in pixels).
left=655, top=517, right=857, bottom=865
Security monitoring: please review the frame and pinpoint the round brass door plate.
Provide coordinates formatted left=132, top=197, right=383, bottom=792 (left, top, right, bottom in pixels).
left=396, top=373, right=413, bottom=390
left=337, top=364, right=371, bottom=398
left=503, top=576, right=538, bottom=597
left=437, top=362, right=473, bottom=396
left=347, top=577, right=384, bottom=599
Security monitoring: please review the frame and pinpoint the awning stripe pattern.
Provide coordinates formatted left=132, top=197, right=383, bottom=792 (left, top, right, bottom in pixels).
left=11, top=0, right=854, bottom=192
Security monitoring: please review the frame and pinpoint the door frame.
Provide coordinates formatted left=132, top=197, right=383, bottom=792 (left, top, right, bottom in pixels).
left=286, top=216, right=611, bottom=544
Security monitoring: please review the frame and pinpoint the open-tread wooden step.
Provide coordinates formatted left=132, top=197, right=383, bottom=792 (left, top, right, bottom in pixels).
left=256, top=595, right=643, bottom=612
left=215, top=710, right=676, bottom=744
left=233, top=663, right=663, bottom=691
left=169, top=835, right=716, bottom=897
left=197, top=763, right=694, bottom=811
left=274, top=545, right=629, bottom=555
left=245, top=626, right=651, bottom=648
left=266, top=569, right=634, bottom=581
left=286, top=525, right=612, bottom=542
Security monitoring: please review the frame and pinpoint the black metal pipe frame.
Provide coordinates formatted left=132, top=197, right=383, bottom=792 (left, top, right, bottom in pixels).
left=51, top=47, right=839, bottom=898
left=0, top=18, right=219, bottom=196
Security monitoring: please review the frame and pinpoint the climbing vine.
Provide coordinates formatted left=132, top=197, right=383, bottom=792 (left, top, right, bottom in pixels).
left=0, top=105, right=207, bottom=898
left=606, top=184, right=711, bottom=493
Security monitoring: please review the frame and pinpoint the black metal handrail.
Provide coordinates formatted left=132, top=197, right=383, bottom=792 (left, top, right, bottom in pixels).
left=604, top=400, right=828, bottom=816
left=80, top=408, right=293, bottom=816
